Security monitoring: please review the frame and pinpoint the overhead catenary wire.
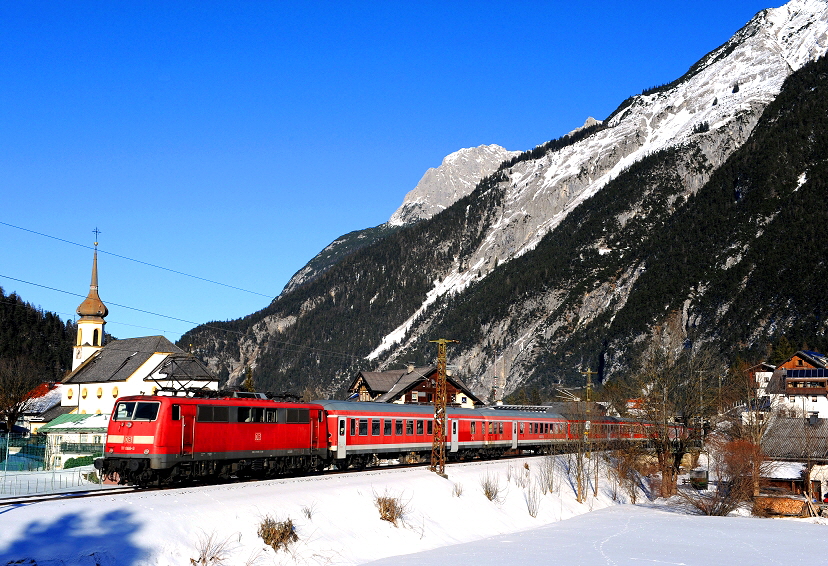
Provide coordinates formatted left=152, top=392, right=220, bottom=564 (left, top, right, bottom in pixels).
left=0, top=220, right=273, bottom=298
left=0, top=273, right=360, bottom=362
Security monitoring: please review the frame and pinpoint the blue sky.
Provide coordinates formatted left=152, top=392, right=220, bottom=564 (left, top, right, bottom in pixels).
left=0, top=1, right=777, bottom=342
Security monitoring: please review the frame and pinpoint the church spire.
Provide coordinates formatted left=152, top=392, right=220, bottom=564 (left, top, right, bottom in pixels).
left=73, top=229, right=107, bottom=370
left=76, top=241, right=108, bottom=319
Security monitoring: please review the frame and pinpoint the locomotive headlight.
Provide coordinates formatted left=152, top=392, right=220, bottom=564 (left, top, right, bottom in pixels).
left=144, top=449, right=149, bottom=454
left=108, top=448, right=114, bottom=453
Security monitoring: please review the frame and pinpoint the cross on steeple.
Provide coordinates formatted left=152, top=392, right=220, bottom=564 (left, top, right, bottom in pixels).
left=92, top=227, right=101, bottom=246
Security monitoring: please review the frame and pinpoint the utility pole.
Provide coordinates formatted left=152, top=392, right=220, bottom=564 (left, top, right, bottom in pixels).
left=580, top=369, right=597, bottom=457
left=430, top=338, right=458, bottom=477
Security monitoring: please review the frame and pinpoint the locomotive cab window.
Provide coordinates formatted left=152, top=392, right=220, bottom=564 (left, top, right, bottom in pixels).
left=114, top=401, right=160, bottom=421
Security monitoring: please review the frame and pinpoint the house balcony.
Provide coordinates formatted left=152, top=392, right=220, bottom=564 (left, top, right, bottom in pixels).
left=785, top=386, right=828, bottom=396
left=59, top=442, right=104, bottom=454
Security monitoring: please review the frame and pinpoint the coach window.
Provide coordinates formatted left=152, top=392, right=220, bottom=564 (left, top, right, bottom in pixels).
left=383, top=419, right=392, bottom=435
left=406, top=420, right=414, bottom=435
left=395, top=419, right=403, bottom=435
left=488, top=422, right=493, bottom=434
left=350, top=419, right=356, bottom=436
left=417, top=420, right=424, bottom=435
left=427, top=420, right=433, bottom=435
left=359, top=419, right=368, bottom=436
left=171, top=404, right=181, bottom=421
left=520, top=422, right=524, bottom=434
left=470, top=421, right=476, bottom=435
left=372, top=419, right=380, bottom=435
left=499, top=422, right=504, bottom=434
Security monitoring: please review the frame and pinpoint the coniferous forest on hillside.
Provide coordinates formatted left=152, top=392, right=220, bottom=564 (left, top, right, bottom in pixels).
left=0, top=287, right=76, bottom=380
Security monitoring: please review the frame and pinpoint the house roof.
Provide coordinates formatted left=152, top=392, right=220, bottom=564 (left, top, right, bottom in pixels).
left=63, top=335, right=183, bottom=384
left=34, top=404, right=74, bottom=422
left=22, top=384, right=63, bottom=415
left=351, top=367, right=482, bottom=404
left=763, top=416, right=828, bottom=461
left=39, top=413, right=109, bottom=433
left=353, top=367, right=433, bottom=396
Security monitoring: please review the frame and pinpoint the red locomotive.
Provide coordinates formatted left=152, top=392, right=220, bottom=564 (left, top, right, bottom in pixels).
left=96, top=393, right=680, bottom=486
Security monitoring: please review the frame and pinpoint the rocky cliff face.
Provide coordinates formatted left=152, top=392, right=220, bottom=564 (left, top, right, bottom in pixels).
left=388, top=144, right=520, bottom=226
left=181, top=0, right=828, bottom=396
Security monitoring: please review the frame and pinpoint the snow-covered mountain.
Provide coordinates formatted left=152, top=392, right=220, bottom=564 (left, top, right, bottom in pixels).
left=182, top=0, right=828, bottom=395
left=388, top=144, right=520, bottom=226
left=366, top=0, right=828, bottom=363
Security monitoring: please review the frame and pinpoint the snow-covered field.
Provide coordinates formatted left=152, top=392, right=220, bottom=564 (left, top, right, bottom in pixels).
left=0, top=456, right=825, bottom=565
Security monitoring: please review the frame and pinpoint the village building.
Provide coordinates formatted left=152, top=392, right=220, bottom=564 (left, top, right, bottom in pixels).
left=58, top=243, right=219, bottom=417
left=347, top=366, right=481, bottom=408
left=766, top=351, right=828, bottom=418
left=19, top=383, right=72, bottom=434
left=38, top=413, right=109, bottom=470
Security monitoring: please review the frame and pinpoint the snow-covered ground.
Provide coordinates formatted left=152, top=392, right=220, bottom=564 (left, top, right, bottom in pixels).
left=0, top=455, right=825, bottom=565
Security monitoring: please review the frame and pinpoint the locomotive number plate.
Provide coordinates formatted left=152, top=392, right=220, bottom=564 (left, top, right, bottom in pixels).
left=255, top=432, right=262, bottom=441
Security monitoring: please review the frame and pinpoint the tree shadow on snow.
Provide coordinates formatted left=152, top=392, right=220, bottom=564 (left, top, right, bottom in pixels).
left=0, top=509, right=148, bottom=565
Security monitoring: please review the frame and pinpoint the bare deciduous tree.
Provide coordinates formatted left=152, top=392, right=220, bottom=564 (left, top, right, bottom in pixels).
left=0, top=356, right=44, bottom=432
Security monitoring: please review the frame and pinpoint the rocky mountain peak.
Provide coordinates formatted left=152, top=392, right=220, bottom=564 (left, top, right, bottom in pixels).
left=387, top=144, right=520, bottom=226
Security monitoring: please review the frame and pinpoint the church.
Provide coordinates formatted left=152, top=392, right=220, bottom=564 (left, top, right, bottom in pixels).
left=59, top=242, right=219, bottom=416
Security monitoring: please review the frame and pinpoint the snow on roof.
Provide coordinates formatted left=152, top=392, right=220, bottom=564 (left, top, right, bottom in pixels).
left=24, top=384, right=63, bottom=414
left=764, top=461, right=806, bottom=479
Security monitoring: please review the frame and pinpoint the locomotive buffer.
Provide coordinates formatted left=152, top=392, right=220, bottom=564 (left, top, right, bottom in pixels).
left=429, top=338, right=458, bottom=478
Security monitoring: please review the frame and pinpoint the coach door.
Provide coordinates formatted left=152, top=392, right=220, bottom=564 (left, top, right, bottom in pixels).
left=450, top=419, right=458, bottom=453
left=511, top=421, right=518, bottom=450
left=181, top=404, right=196, bottom=457
left=337, top=417, right=347, bottom=459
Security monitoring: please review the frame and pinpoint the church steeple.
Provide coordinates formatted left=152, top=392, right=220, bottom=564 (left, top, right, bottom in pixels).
left=73, top=231, right=108, bottom=370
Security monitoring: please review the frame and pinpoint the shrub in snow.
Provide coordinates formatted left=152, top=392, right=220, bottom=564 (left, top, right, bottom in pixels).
left=190, top=531, right=232, bottom=566
left=374, top=490, right=409, bottom=527
left=258, top=516, right=298, bottom=552
left=480, top=471, right=503, bottom=503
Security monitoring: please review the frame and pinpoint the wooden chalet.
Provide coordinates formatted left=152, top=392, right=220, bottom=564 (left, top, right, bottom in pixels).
left=347, top=366, right=481, bottom=408
left=766, top=350, right=828, bottom=418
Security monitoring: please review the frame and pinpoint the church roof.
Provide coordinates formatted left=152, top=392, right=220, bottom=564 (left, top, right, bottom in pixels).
left=63, top=335, right=184, bottom=384
left=76, top=247, right=108, bottom=319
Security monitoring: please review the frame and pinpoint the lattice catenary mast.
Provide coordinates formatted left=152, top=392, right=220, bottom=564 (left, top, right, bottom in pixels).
left=430, top=338, right=458, bottom=477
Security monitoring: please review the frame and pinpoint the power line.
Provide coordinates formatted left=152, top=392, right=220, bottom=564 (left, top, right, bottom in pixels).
left=0, top=273, right=360, bottom=362
left=0, top=220, right=274, bottom=298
